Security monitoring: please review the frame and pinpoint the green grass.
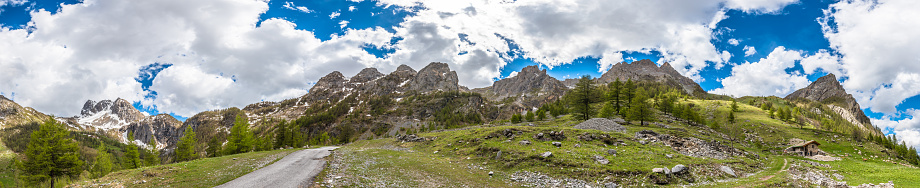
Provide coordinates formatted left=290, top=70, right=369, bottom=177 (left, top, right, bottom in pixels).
left=320, top=97, right=920, bottom=187
left=68, top=149, right=299, bottom=188
left=0, top=139, right=17, bottom=187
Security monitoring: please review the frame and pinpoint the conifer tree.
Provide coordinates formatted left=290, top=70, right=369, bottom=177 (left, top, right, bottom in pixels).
left=144, top=137, right=160, bottom=166
left=274, top=120, right=289, bottom=149
left=571, top=75, right=597, bottom=121
left=90, top=143, right=113, bottom=179
left=728, top=110, right=736, bottom=124
left=598, top=102, right=616, bottom=118
left=510, top=113, right=522, bottom=123
left=206, top=136, right=222, bottom=157
left=535, top=109, right=546, bottom=121
left=124, top=132, right=141, bottom=169
left=525, top=111, right=534, bottom=122
left=175, top=126, right=197, bottom=162
left=731, top=99, right=739, bottom=112
left=20, top=118, right=83, bottom=187
left=627, top=87, right=654, bottom=125
left=224, top=115, right=254, bottom=155
left=622, top=79, right=636, bottom=114
left=609, top=78, right=623, bottom=114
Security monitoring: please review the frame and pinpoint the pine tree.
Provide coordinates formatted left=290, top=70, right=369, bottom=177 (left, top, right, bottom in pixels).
left=622, top=79, right=636, bottom=115
left=626, top=87, right=654, bottom=125
left=224, top=115, right=254, bottom=155
left=598, top=102, right=616, bottom=118
left=571, top=75, right=597, bottom=121
left=274, top=120, right=289, bottom=149
left=609, top=78, right=623, bottom=114
left=728, top=110, right=736, bottom=124
left=511, top=113, right=522, bottom=124
left=20, top=118, right=83, bottom=187
left=525, top=111, right=534, bottom=122
left=175, top=126, right=197, bottom=162
left=124, top=132, right=141, bottom=169
left=769, top=108, right=776, bottom=119
left=731, top=99, right=739, bottom=112
left=206, top=136, right=222, bottom=157
left=144, top=137, right=160, bottom=166
left=535, top=109, right=546, bottom=121
left=90, top=143, right=113, bottom=179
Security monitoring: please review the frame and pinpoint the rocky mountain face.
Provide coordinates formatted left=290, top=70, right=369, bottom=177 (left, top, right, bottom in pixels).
left=784, top=74, right=879, bottom=135
left=597, top=59, right=705, bottom=95
left=120, top=114, right=182, bottom=149
left=474, top=65, right=567, bottom=109
left=0, top=95, right=49, bottom=129
left=408, top=62, right=460, bottom=93
left=76, top=98, right=146, bottom=130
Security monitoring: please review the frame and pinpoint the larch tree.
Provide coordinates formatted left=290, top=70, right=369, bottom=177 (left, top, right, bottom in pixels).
left=20, top=118, right=84, bottom=187
left=175, top=126, right=198, bottom=162
left=571, top=75, right=597, bottom=121
left=626, top=87, right=654, bottom=125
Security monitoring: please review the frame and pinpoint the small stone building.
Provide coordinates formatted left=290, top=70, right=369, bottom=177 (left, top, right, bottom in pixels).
left=784, top=140, right=825, bottom=156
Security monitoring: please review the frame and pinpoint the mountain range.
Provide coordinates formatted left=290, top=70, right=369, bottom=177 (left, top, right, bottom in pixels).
left=0, top=59, right=882, bottom=160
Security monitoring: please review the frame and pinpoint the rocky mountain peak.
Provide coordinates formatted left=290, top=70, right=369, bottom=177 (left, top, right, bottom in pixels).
left=350, top=68, right=385, bottom=83
left=785, top=74, right=877, bottom=135
left=396, top=64, right=417, bottom=75
left=122, top=113, right=182, bottom=149
left=408, top=62, right=459, bottom=93
left=78, top=98, right=145, bottom=130
left=310, top=71, right=348, bottom=94
left=478, top=65, right=567, bottom=108
left=785, top=74, right=848, bottom=102
left=597, top=59, right=705, bottom=95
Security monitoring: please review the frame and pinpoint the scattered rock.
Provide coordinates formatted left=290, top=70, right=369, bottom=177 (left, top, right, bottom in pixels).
left=574, top=143, right=581, bottom=148
left=489, top=171, right=494, bottom=176
left=607, top=149, right=617, bottom=155
left=719, top=166, right=736, bottom=177
left=833, top=173, right=844, bottom=181
left=496, top=151, right=502, bottom=160
left=635, top=130, right=659, bottom=140
left=652, top=168, right=670, bottom=174
left=552, top=142, right=562, bottom=147
left=671, top=164, right=687, bottom=174
left=573, top=118, right=627, bottom=132
left=594, top=155, right=609, bottom=165
left=542, top=152, right=553, bottom=158
left=611, top=118, right=626, bottom=124
left=519, top=140, right=531, bottom=145
left=605, top=182, right=618, bottom=188
left=397, top=134, right=430, bottom=142
left=666, top=154, right=673, bottom=158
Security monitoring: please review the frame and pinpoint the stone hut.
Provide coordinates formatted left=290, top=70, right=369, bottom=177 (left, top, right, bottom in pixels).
left=784, top=140, right=825, bottom=156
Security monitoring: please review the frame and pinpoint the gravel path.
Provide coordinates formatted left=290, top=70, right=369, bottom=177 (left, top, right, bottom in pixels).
left=217, top=146, right=339, bottom=188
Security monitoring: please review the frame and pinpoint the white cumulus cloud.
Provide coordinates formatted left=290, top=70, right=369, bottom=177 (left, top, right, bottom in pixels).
left=743, top=46, right=757, bottom=57
left=710, top=46, right=810, bottom=97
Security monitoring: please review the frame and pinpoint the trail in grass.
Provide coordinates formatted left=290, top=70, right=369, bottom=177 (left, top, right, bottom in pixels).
left=760, top=158, right=788, bottom=181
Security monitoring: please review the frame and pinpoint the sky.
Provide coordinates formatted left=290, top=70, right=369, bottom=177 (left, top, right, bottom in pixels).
left=1, top=0, right=919, bottom=149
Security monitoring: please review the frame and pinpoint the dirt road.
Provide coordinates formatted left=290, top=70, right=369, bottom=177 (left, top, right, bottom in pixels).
left=217, top=146, right=339, bottom=188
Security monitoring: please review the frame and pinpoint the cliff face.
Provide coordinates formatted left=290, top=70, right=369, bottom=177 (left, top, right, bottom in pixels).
left=408, top=62, right=460, bottom=93
left=597, top=59, right=705, bottom=95
left=121, top=114, right=182, bottom=149
left=785, top=74, right=878, bottom=135
left=474, top=65, right=567, bottom=109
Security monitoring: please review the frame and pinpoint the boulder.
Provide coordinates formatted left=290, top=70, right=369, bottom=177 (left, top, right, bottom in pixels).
left=605, top=182, right=618, bottom=188
left=671, top=164, right=687, bottom=174
left=719, top=166, right=736, bottom=177
left=594, top=155, right=609, bottom=165
left=496, top=151, right=502, bottom=160
left=552, top=142, right=562, bottom=147
left=607, top=149, right=617, bottom=155
left=519, top=140, right=531, bottom=145
left=652, top=168, right=667, bottom=174
left=541, top=152, right=553, bottom=158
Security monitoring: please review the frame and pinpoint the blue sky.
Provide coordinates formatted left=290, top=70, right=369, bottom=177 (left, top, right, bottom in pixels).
left=2, top=0, right=920, bottom=147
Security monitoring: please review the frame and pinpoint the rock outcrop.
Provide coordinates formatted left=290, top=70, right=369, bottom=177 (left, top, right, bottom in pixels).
left=785, top=74, right=879, bottom=135
left=0, top=95, right=49, bottom=128
left=474, top=65, right=567, bottom=109
left=597, top=59, right=705, bottom=95
left=121, top=114, right=182, bottom=149
left=408, top=62, right=460, bottom=93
